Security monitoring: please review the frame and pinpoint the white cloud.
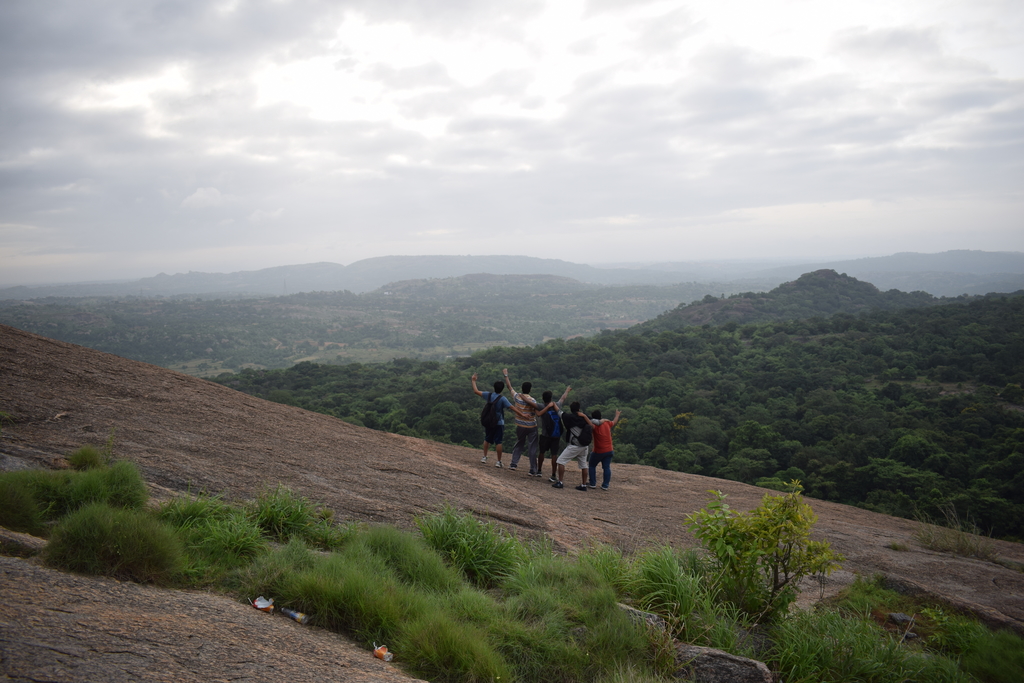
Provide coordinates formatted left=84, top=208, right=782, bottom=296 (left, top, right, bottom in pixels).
left=182, top=187, right=229, bottom=208
left=248, top=208, right=284, bottom=223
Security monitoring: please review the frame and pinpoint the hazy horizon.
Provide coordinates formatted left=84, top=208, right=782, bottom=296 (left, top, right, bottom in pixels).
left=4, top=249, right=1024, bottom=290
left=3, top=1, right=1022, bottom=285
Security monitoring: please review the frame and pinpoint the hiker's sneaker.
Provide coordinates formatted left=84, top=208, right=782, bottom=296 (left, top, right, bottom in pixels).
left=575, top=485, right=588, bottom=491
left=552, top=481, right=564, bottom=489
left=600, top=485, right=609, bottom=491
left=587, top=483, right=597, bottom=488
left=481, top=456, right=488, bottom=463
left=528, top=470, right=537, bottom=476
left=508, top=464, right=517, bottom=470
left=548, top=477, right=558, bottom=483
left=495, top=461, right=503, bottom=468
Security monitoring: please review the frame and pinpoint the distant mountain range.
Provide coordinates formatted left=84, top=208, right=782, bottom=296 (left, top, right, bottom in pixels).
left=2, top=250, right=1023, bottom=300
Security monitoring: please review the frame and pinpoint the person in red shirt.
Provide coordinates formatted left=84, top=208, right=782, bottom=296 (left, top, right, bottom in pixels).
left=581, top=409, right=621, bottom=491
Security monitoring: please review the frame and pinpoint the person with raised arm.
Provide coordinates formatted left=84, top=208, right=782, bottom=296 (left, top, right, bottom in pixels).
left=471, top=373, right=512, bottom=468
left=501, top=368, right=540, bottom=473
left=535, top=385, right=571, bottom=480
left=580, top=409, right=622, bottom=491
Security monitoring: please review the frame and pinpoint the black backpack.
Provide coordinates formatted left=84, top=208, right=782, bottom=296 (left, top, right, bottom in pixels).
left=577, top=422, right=593, bottom=447
left=566, top=414, right=592, bottom=446
left=480, top=394, right=500, bottom=428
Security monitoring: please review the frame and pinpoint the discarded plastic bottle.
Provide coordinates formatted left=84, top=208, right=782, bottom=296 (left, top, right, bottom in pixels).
left=279, top=607, right=310, bottom=624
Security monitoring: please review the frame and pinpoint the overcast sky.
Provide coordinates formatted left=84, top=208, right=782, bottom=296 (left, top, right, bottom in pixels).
left=1, top=0, right=1022, bottom=284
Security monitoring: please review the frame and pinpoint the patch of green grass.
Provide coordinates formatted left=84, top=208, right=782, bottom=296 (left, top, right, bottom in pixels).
left=159, top=490, right=278, bottom=585
left=0, top=460, right=147, bottom=534
left=416, top=504, right=525, bottom=588
left=769, top=609, right=969, bottom=683
left=44, top=502, right=184, bottom=584
left=0, top=477, right=45, bottom=536
left=621, top=545, right=735, bottom=648
left=68, top=445, right=110, bottom=470
left=247, top=484, right=318, bottom=543
left=961, top=629, right=1024, bottom=683
left=356, top=524, right=462, bottom=593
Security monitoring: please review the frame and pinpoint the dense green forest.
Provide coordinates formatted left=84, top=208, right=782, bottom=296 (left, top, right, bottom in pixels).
left=641, top=269, right=940, bottom=330
left=215, top=291, right=1024, bottom=539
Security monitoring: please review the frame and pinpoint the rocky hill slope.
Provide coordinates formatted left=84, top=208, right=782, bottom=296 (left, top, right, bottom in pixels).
left=2, top=323, right=1023, bottom=681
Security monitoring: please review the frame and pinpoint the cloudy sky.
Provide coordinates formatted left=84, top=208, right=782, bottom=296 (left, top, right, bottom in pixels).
left=1, top=0, right=1022, bottom=284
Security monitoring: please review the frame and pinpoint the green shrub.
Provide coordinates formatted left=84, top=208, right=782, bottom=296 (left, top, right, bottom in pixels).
left=0, top=477, right=46, bottom=536
left=686, top=484, right=843, bottom=622
left=44, top=503, right=183, bottom=584
left=416, top=505, right=524, bottom=588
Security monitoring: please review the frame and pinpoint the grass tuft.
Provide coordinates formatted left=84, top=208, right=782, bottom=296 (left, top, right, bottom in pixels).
left=44, top=502, right=183, bottom=584
left=68, top=445, right=110, bottom=471
left=915, top=503, right=998, bottom=561
left=247, top=484, right=317, bottom=542
left=0, top=477, right=46, bottom=536
left=416, top=504, right=524, bottom=588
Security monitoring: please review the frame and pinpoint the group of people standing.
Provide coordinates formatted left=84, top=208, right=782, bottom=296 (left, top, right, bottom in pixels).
left=470, top=369, right=621, bottom=491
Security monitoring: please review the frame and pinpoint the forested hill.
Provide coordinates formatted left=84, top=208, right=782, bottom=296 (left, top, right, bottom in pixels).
left=640, top=269, right=941, bottom=331
left=216, top=292, right=1024, bottom=538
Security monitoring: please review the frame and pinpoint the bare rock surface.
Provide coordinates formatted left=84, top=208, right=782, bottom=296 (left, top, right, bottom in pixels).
left=1, top=555, right=423, bottom=683
left=2, top=323, right=1024, bottom=679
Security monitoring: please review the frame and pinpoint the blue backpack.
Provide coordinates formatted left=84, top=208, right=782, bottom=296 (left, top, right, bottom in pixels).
left=545, top=409, right=562, bottom=438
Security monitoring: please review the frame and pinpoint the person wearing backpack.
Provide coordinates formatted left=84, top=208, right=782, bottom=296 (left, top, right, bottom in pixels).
left=580, top=409, right=621, bottom=491
left=471, top=373, right=513, bottom=467
left=535, top=385, right=571, bottom=480
left=552, top=401, right=592, bottom=490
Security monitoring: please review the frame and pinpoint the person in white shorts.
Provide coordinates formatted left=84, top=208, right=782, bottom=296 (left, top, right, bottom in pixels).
left=553, top=401, right=590, bottom=490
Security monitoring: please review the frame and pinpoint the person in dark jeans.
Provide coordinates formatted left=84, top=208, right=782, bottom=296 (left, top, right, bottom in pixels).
left=581, top=408, right=621, bottom=490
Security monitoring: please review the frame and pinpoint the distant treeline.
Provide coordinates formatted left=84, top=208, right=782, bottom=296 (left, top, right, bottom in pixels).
left=216, top=293, right=1024, bottom=539
left=0, top=276, right=720, bottom=370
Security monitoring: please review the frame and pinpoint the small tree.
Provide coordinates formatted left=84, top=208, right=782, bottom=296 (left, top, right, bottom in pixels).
left=685, top=482, right=843, bottom=622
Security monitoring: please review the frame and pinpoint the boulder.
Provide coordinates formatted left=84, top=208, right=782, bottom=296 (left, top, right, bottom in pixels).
left=617, top=603, right=668, bottom=634
left=674, top=643, right=772, bottom=683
